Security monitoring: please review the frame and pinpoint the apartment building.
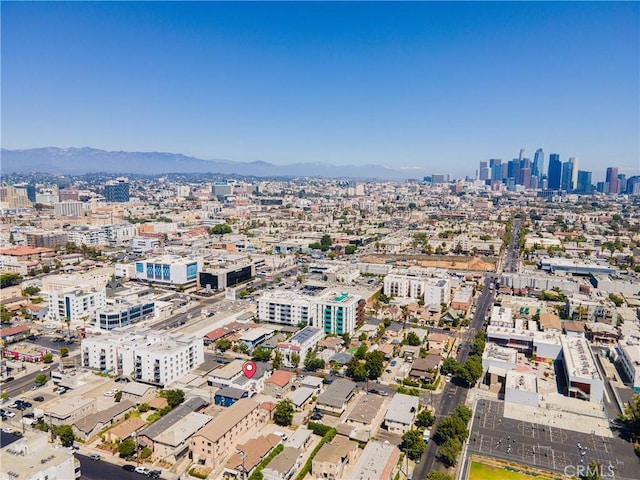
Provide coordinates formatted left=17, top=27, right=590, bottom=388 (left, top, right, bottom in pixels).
left=616, top=337, right=640, bottom=393
left=383, top=274, right=426, bottom=299
left=81, top=327, right=204, bottom=386
left=46, top=285, right=107, bottom=323
left=560, top=335, right=604, bottom=403
left=312, top=290, right=364, bottom=335
left=257, top=290, right=314, bottom=326
left=424, top=279, right=451, bottom=305
left=190, top=398, right=261, bottom=470
left=133, top=255, right=202, bottom=286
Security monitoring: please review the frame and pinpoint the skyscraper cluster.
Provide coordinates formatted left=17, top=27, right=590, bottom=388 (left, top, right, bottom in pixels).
left=478, top=149, right=631, bottom=195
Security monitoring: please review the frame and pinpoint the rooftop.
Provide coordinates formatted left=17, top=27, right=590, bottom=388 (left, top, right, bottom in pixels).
left=561, top=335, right=600, bottom=381
left=195, top=398, right=259, bottom=443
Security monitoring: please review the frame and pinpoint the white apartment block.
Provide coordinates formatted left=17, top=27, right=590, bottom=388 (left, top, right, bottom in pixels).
left=132, top=237, right=160, bottom=254
left=424, top=279, right=451, bottom=305
left=383, top=274, right=426, bottom=299
left=81, top=327, right=204, bottom=386
left=257, top=290, right=314, bottom=326
left=47, top=285, right=107, bottom=323
left=616, top=337, right=640, bottom=393
left=312, top=290, right=364, bottom=335
left=54, top=200, right=85, bottom=217
left=66, top=226, right=109, bottom=246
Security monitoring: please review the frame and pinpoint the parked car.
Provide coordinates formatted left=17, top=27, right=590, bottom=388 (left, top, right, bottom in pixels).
left=89, top=454, right=101, bottom=461
left=135, top=466, right=150, bottom=475
left=34, top=396, right=45, bottom=402
left=2, top=428, right=14, bottom=434
left=40, top=366, right=50, bottom=371
left=122, top=464, right=136, bottom=472
left=4, top=411, right=15, bottom=418
left=147, top=470, right=161, bottom=478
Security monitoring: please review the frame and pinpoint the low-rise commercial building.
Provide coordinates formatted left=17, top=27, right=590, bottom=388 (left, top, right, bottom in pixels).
left=383, top=393, right=419, bottom=435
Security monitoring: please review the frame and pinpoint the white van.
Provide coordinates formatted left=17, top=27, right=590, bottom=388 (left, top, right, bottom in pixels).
left=423, top=429, right=431, bottom=443
left=273, top=431, right=288, bottom=441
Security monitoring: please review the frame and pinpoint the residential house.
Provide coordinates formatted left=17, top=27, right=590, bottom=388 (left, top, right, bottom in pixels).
left=214, top=386, right=251, bottom=407
left=120, top=382, right=157, bottom=405
left=262, top=447, right=303, bottom=480
left=263, top=370, right=296, bottom=399
left=409, top=355, right=442, bottom=383
left=350, top=440, right=401, bottom=480
left=151, top=412, right=213, bottom=462
left=384, top=393, right=418, bottom=435
left=104, top=417, right=146, bottom=443
left=72, top=400, right=134, bottom=441
left=312, top=435, right=359, bottom=480
left=316, top=378, right=356, bottom=416
left=224, top=434, right=282, bottom=478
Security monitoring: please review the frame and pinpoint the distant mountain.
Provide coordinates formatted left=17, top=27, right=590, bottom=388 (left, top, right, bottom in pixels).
left=0, top=147, right=426, bottom=180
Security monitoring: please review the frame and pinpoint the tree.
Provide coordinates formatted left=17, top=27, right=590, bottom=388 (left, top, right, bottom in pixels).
left=57, top=424, right=75, bottom=447
left=118, top=437, right=136, bottom=458
left=209, top=223, right=232, bottom=235
left=290, top=352, right=300, bottom=368
left=273, top=399, right=294, bottom=426
left=344, top=245, right=357, bottom=254
left=216, top=339, right=232, bottom=352
left=59, top=347, right=69, bottom=358
left=22, top=286, right=41, bottom=297
left=42, top=353, right=54, bottom=364
left=160, top=389, right=185, bottom=408
left=34, top=373, right=48, bottom=386
left=272, top=350, right=283, bottom=370
left=358, top=332, right=368, bottom=342
left=457, top=356, right=483, bottom=386
left=354, top=343, right=368, bottom=360
left=415, top=408, right=435, bottom=428
left=0, top=273, right=22, bottom=288
left=345, top=358, right=367, bottom=381
left=441, top=357, right=459, bottom=376
left=320, top=234, right=332, bottom=247
left=138, top=403, right=150, bottom=413
left=342, top=333, right=351, bottom=346
left=114, top=391, right=123, bottom=402
left=0, top=306, right=11, bottom=324
left=439, top=436, right=463, bottom=466
left=364, top=350, right=385, bottom=380
left=304, top=350, right=325, bottom=372
left=405, top=331, right=421, bottom=346
left=401, top=429, right=426, bottom=461
left=435, top=416, right=468, bottom=443
left=252, top=347, right=272, bottom=362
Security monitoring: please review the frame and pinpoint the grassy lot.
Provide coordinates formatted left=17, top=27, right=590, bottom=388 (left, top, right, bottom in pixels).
left=469, top=461, right=555, bottom=480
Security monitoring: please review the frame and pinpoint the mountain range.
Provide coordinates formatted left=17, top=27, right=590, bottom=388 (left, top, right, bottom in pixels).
left=1, top=147, right=429, bottom=180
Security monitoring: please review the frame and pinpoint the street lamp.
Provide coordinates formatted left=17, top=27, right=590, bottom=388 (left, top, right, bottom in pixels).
left=236, top=449, right=247, bottom=480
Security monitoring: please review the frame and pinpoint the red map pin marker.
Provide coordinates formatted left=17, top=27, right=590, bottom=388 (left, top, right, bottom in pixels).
left=242, top=361, right=257, bottom=379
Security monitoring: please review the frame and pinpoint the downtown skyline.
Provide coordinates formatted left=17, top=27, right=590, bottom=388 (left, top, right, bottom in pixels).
left=2, top=2, right=639, bottom=178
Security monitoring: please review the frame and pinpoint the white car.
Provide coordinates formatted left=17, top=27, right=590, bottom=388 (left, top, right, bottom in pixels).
left=4, top=411, right=15, bottom=418
left=103, top=391, right=114, bottom=397
left=40, top=366, right=50, bottom=371
left=2, top=428, right=14, bottom=434
left=135, top=466, right=150, bottom=475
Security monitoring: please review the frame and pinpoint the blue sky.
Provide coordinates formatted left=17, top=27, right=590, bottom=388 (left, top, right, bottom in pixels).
left=2, top=1, right=638, bottom=179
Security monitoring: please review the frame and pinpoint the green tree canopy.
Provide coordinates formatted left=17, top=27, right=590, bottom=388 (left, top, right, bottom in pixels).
left=401, top=429, right=426, bottom=461
left=160, top=389, right=185, bottom=408
left=354, top=343, right=368, bottom=360
left=252, top=346, right=272, bottom=362
left=303, top=350, right=325, bottom=372
left=59, top=347, right=69, bottom=358
left=441, top=357, right=459, bottom=376
left=415, top=408, right=435, bottom=429
left=34, top=373, right=48, bottom=386
left=273, top=399, right=294, bottom=426
left=439, top=436, right=463, bottom=466
left=364, top=350, right=386, bottom=380
left=209, top=223, right=232, bottom=235
left=216, top=339, right=232, bottom=352
left=57, top=425, right=75, bottom=447
left=42, top=353, right=54, bottom=364
left=118, top=437, right=136, bottom=457
left=404, top=332, right=421, bottom=346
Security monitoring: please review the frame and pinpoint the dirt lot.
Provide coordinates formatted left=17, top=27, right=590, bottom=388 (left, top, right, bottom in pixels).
left=362, top=254, right=497, bottom=272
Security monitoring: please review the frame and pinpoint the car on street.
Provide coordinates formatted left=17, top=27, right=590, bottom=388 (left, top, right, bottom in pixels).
left=40, top=366, right=50, bottom=371
left=122, top=464, right=136, bottom=472
left=4, top=411, right=15, bottom=418
left=2, top=428, right=14, bottom=434
left=89, top=454, right=101, bottom=461
left=135, top=466, right=150, bottom=475
left=147, top=470, right=161, bottom=478
left=34, top=396, right=45, bottom=402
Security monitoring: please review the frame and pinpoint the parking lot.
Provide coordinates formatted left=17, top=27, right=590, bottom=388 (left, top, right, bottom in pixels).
left=468, top=399, right=637, bottom=479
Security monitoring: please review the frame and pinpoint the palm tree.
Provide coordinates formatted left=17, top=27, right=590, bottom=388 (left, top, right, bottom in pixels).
left=64, top=317, right=71, bottom=338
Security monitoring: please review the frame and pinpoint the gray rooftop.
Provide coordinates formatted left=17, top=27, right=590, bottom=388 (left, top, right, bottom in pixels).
left=384, top=393, right=419, bottom=426
left=73, top=400, right=134, bottom=434
left=317, top=378, right=356, bottom=408
left=138, top=397, right=207, bottom=441
left=215, top=386, right=248, bottom=400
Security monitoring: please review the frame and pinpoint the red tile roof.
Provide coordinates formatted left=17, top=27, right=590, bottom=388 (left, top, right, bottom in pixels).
left=266, top=370, right=295, bottom=387
left=0, top=324, right=30, bottom=337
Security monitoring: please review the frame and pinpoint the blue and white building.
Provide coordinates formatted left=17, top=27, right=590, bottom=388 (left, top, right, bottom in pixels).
left=134, top=255, right=202, bottom=286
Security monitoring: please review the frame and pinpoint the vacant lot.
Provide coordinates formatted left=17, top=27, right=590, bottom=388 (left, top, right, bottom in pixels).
left=469, top=461, right=555, bottom=480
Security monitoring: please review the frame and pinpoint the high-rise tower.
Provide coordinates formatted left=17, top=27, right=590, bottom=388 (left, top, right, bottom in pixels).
left=547, top=154, right=562, bottom=190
